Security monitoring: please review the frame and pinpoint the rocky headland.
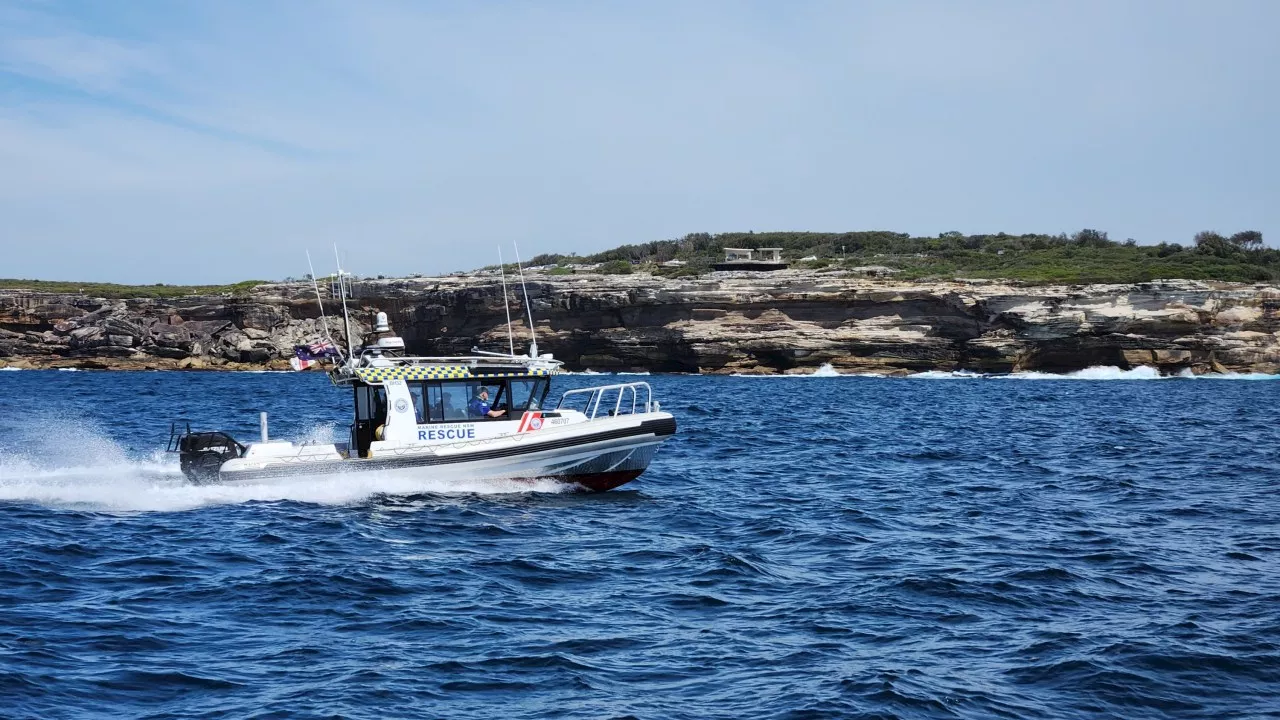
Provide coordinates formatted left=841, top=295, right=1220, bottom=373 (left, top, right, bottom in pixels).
left=3, top=271, right=1280, bottom=375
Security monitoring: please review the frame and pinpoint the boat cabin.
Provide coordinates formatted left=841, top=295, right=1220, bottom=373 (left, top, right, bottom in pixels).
left=345, top=362, right=557, bottom=459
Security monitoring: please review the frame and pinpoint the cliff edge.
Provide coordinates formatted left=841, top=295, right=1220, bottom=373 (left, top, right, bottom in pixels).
left=3, top=271, right=1279, bottom=375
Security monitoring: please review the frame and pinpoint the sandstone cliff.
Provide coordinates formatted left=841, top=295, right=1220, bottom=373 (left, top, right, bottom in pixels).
left=3, top=271, right=1279, bottom=375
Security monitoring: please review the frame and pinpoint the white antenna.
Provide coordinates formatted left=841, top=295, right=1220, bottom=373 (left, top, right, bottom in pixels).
left=513, top=242, right=538, bottom=358
left=333, top=243, right=356, bottom=362
left=498, top=247, right=516, bottom=357
left=305, top=250, right=340, bottom=359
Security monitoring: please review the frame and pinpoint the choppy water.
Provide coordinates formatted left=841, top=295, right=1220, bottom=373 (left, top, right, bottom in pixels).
left=1, top=368, right=1278, bottom=719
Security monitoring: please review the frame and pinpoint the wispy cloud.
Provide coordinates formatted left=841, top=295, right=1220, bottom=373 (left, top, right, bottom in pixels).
left=0, top=0, right=1277, bottom=283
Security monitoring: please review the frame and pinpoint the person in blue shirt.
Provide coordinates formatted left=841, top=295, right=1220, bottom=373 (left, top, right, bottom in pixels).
left=468, top=387, right=505, bottom=418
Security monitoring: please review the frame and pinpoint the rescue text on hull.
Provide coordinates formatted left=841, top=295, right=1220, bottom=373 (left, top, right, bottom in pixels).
left=168, top=312, right=676, bottom=492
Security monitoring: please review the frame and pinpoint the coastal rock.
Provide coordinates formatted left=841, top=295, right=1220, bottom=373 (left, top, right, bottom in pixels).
left=3, top=274, right=1280, bottom=374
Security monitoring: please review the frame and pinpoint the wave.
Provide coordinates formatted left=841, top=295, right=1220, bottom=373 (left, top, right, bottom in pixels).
left=730, top=363, right=886, bottom=378
left=0, top=367, right=22, bottom=372
left=907, top=370, right=985, bottom=379
left=905, top=365, right=1280, bottom=381
left=1003, top=366, right=1164, bottom=381
left=1176, top=369, right=1280, bottom=381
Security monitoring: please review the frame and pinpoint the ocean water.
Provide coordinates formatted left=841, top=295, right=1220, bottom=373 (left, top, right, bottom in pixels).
left=1, top=368, right=1278, bottom=719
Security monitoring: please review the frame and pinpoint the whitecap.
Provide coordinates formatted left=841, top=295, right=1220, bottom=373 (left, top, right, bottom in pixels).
left=729, top=363, right=876, bottom=378
left=907, top=370, right=986, bottom=379
left=1179, top=369, right=1280, bottom=381
left=1002, top=365, right=1165, bottom=381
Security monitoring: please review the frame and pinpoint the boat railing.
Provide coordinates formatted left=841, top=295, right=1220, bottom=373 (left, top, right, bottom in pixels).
left=556, top=382, right=655, bottom=420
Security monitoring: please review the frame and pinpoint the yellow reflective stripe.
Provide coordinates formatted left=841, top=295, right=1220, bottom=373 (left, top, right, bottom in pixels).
left=352, top=366, right=555, bottom=382
left=353, top=366, right=472, bottom=382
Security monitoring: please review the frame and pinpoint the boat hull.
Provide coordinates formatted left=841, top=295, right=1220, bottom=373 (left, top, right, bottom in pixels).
left=208, top=414, right=676, bottom=491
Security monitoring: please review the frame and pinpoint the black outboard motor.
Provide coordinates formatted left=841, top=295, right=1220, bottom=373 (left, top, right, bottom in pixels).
left=167, top=424, right=245, bottom=484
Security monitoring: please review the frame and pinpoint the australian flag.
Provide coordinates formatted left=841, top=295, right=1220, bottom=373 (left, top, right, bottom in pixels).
left=293, top=339, right=340, bottom=362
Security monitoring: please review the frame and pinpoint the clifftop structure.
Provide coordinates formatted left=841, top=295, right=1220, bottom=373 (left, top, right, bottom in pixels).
left=713, top=247, right=789, bottom=272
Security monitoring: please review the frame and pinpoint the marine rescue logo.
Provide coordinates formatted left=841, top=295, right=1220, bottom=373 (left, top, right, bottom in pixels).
left=517, top=411, right=544, bottom=433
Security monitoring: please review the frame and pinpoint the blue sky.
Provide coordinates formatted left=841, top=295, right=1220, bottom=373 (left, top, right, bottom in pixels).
left=2, top=0, right=1277, bottom=284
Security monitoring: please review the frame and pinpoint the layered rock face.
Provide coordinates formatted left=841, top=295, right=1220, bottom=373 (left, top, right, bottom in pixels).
left=3, top=272, right=1279, bottom=374
left=0, top=292, right=349, bottom=371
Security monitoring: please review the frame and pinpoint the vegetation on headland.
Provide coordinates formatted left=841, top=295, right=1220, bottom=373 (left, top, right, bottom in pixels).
left=5, top=230, right=1276, bottom=294
left=0, top=278, right=266, bottom=299
left=529, top=229, right=1276, bottom=284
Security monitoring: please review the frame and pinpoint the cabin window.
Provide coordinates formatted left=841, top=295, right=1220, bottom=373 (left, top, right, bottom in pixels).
left=461, top=381, right=506, bottom=419
left=408, top=383, right=425, bottom=423
left=407, top=381, right=449, bottom=422
left=424, top=383, right=445, bottom=422
left=439, top=382, right=472, bottom=421
left=410, top=377, right=547, bottom=421
left=506, top=378, right=549, bottom=411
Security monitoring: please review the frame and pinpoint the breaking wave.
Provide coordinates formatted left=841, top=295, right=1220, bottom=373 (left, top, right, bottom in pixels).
left=1003, top=365, right=1165, bottom=380
left=729, top=363, right=885, bottom=378
left=1176, top=369, right=1280, bottom=380
left=907, top=365, right=1280, bottom=381
left=907, top=369, right=986, bottom=379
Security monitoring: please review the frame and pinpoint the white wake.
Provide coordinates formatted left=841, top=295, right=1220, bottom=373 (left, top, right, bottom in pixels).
left=0, top=422, right=575, bottom=513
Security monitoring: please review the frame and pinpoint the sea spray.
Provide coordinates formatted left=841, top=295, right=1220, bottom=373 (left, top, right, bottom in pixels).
left=1003, top=365, right=1165, bottom=381
left=907, top=370, right=986, bottom=379
left=903, top=365, right=1280, bottom=380
left=0, top=455, right=578, bottom=513
left=0, top=417, right=576, bottom=513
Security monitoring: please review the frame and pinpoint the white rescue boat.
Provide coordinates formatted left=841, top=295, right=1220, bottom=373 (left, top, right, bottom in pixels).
left=169, top=313, right=676, bottom=491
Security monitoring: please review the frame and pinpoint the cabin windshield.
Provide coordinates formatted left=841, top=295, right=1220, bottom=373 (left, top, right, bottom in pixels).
left=407, top=376, right=550, bottom=423
left=506, top=378, right=549, bottom=411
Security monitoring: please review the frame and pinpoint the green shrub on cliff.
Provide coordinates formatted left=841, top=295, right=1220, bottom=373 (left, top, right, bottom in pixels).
left=562, top=229, right=1275, bottom=284
left=598, top=260, right=634, bottom=275
left=0, top=278, right=267, bottom=298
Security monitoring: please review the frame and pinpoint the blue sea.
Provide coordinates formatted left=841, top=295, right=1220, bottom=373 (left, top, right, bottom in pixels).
left=1, top=367, right=1278, bottom=719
